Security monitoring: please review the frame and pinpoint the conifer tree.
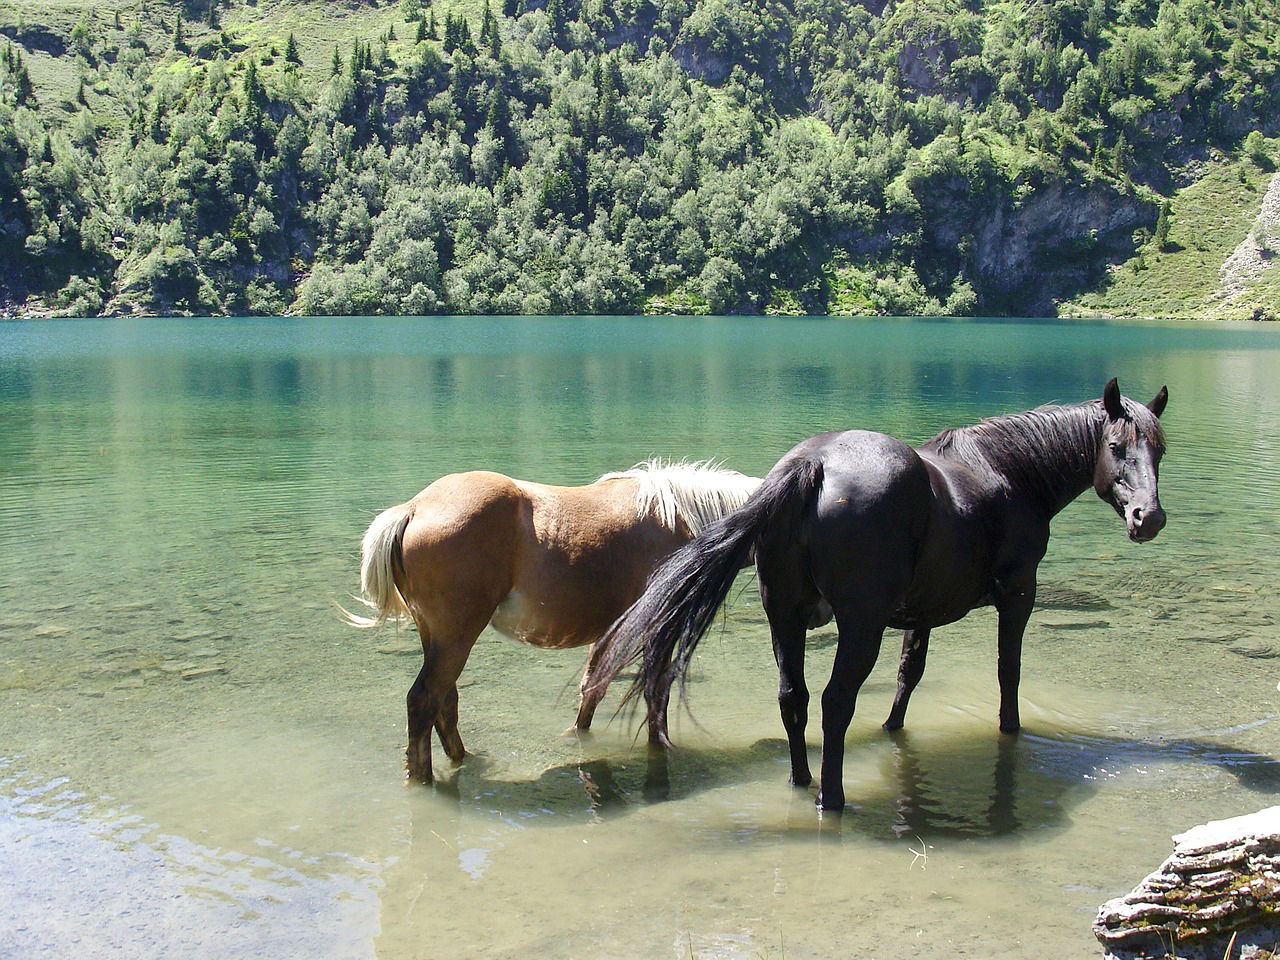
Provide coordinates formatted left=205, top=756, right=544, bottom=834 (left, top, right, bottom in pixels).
left=285, top=33, right=301, bottom=64
left=598, top=74, right=622, bottom=142
left=546, top=0, right=568, bottom=49
left=486, top=85, right=515, bottom=162
left=428, top=10, right=438, bottom=40
left=15, top=63, right=33, bottom=105
left=1155, top=200, right=1172, bottom=250
left=331, top=44, right=343, bottom=75
left=243, top=57, right=263, bottom=111
left=173, top=13, right=186, bottom=52
left=1114, top=132, right=1132, bottom=174
left=416, top=17, right=428, bottom=42
left=207, top=0, right=219, bottom=29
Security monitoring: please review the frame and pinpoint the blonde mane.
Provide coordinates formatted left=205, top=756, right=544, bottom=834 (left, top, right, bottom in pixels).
left=599, top=459, right=761, bottom=535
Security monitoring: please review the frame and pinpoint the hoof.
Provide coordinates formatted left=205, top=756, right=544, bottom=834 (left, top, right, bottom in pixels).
left=816, top=793, right=845, bottom=812
left=882, top=719, right=904, bottom=732
left=648, top=731, right=675, bottom=750
left=405, top=756, right=434, bottom=784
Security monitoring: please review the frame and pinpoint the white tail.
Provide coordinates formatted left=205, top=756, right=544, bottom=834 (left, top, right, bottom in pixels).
left=342, top=502, right=415, bottom=628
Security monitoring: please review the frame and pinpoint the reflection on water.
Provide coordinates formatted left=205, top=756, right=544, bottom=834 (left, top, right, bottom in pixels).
left=405, top=724, right=1280, bottom=843
left=3, top=315, right=1280, bottom=959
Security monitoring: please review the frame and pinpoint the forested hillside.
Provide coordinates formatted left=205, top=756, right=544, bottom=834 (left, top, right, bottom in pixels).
left=1, top=0, right=1277, bottom=317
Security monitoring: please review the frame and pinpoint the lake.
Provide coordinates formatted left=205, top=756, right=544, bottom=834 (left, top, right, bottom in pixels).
left=2, top=315, right=1279, bottom=959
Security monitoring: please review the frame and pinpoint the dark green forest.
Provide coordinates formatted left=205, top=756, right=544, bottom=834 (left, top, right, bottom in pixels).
left=1, top=0, right=1277, bottom=316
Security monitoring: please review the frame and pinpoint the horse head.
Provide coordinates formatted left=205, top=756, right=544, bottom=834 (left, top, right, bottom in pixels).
left=1094, top=378, right=1168, bottom=542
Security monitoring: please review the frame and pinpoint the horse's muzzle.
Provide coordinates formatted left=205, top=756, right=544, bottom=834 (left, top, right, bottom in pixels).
left=1126, top=503, right=1166, bottom=542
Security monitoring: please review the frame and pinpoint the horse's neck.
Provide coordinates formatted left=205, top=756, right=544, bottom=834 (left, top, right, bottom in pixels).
left=930, top=403, right=1103, bottom=516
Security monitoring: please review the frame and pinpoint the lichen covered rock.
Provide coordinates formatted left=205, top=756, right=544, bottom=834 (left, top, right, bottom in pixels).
left=1095, top=807, right=1280, bottom=960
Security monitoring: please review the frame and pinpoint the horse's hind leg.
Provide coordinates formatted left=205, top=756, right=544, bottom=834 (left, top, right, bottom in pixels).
left=817, top=616, right=884, bottom=811
left=758, top=559, right=822, bottom=788
left=572, top=642, right=608, bottom=732
left=771, top=618, right=812, bottom=787
left=435, top=683, right=465, bottom=764
left=406, top=614, right=485, bottom=783
left=883, top=627, right=930, bottom=732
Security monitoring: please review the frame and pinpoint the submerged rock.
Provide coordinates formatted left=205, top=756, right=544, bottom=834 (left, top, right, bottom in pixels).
left=1094, top=807, right=1280, bottom=960
left=1037, top=584, right=1114, bottom=610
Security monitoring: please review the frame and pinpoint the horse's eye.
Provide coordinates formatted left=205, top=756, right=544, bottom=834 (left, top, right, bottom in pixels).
left=1108, top=442, right=1122, bottom=454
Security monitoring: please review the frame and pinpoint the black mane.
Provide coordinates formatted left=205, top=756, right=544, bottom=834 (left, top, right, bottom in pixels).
left=922, top=398, right=1163, bottom=509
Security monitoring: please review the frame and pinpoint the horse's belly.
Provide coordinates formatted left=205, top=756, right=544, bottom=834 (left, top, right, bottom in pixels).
left=490, top=590, right=593, bottom=649
left=890, top=577, right=993, bottom=630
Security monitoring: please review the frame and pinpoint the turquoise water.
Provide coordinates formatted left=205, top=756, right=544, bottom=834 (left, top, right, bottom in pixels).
left=2, top=315, right=1280, bottom=959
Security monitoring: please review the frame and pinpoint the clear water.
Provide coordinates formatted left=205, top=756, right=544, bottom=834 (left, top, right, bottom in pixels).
left=2, top=315, right=1279, bottom=959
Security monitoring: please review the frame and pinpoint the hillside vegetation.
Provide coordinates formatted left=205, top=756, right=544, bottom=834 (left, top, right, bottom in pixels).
left=0, top=0, right=1278, bottom=317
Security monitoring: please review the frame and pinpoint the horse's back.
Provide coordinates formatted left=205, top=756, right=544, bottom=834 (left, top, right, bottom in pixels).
left=516, top=475, right=675, bottom=550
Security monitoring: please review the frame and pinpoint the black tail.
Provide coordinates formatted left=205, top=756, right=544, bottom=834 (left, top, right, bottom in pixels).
left=593, top=456, right=824, bottom=740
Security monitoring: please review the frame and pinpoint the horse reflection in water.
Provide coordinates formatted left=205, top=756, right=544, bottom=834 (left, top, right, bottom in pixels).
left=346, top=460, right=760, bottom=783
left=399, top=729, right=1280, bottom=842
left=599, top=380, right=1170, bottom=810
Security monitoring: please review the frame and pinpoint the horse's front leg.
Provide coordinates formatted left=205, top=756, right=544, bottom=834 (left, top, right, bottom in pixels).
left=818, top=622, right=883, bottom=811
left=883, top=627, right=930, bottom=731
left=996, top=588, right=1035, bottom=734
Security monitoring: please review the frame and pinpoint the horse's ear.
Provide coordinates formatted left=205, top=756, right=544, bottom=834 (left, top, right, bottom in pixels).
left=1147, top=385, right=1168, bottom=418
left=1102, top=378, right=1125, bottom=420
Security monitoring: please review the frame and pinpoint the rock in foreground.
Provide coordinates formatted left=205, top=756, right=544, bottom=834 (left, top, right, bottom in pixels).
left=1095, top=807, right=1280, bottom=960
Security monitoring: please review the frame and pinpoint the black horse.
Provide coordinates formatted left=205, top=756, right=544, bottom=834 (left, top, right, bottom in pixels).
left=596, top=380, right=1168, bottom=810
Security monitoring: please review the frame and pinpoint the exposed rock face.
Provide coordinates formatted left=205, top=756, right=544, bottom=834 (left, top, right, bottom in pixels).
left=1094, top=807, right=1280, bottom=960
left=1216, top=172, right=1280, bottom=309
left=971, top=180, right=1154, bottom=306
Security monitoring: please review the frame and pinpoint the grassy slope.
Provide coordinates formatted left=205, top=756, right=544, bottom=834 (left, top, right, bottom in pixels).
left=0, top=0, right=434, bottom=108
left=1059, top=147, right=1280, bottom=321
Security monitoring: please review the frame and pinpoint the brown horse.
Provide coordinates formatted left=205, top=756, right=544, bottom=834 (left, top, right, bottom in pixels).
left=346, top=460, right=760, bottom=783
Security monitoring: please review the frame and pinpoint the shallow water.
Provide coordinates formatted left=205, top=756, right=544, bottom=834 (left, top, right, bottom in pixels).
left=2, top=315, right=1280, bottom=959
